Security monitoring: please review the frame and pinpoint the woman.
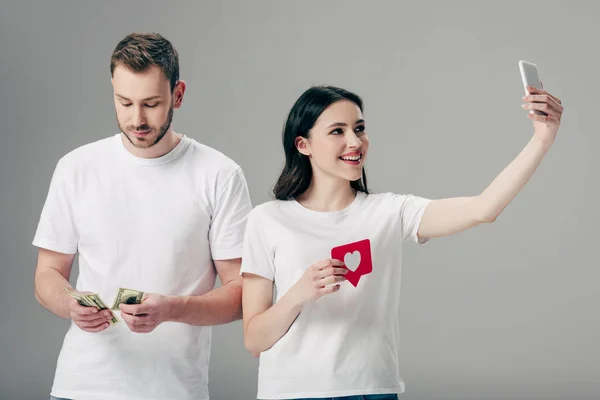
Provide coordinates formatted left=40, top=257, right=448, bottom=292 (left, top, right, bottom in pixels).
left=240, top=85, right=563, bottom=400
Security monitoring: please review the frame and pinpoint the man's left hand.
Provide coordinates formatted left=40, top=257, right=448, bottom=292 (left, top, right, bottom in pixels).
left=120, top=293, right=172, bottom=333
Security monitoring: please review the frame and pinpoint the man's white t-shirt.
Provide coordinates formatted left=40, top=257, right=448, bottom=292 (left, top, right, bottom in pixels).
left=33, top=134, right=252, bottom=400
left=240, top=191, right=431, bottom=399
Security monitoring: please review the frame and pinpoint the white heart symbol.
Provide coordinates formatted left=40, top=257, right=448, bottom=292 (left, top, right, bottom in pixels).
left=344, top=251, right=361, bottom=272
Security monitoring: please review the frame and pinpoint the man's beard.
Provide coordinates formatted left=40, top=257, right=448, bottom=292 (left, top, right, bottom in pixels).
left=118, top=105, right=174, bottom=149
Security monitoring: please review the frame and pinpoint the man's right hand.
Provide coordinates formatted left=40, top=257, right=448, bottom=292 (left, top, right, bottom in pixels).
left=68, top=293, right=113, bottom=333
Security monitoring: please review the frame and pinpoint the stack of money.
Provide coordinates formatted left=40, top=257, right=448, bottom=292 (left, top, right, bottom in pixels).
left=64, top=288, right=119, bottom=325
left=111, top=288, right=144, bottom=310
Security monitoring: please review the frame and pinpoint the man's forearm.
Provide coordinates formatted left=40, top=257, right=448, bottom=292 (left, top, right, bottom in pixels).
left=34, top=268, right=73, bottom=319
left=166, top=279, right=243, bottom=326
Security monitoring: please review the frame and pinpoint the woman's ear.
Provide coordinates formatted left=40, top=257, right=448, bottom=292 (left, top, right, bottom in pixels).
left=295, top=136, right=311, bottom=156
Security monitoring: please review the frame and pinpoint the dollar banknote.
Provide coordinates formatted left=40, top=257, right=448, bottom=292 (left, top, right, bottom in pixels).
left=64, top=288, right=119, bottom=325
left=110, top=288, right=144, bottom=311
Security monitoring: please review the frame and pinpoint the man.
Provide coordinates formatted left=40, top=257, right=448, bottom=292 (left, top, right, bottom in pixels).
left=33, top=33, right=252, bottom=400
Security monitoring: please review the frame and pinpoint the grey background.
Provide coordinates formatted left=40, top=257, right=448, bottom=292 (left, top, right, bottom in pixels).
left=1, top=1, right=598, bottom=399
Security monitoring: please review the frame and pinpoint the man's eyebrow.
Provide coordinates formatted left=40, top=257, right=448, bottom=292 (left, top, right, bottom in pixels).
left=115, top=94, right=162, bottom=101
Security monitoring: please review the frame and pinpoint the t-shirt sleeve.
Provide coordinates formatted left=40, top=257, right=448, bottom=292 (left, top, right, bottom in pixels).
left=32, top=158, right=79, bottom=254
left=240, top=207, right=275, bottom=281
left=209, top=167, right=253, bottom=260
left=393, top=193, right=432, bottom=245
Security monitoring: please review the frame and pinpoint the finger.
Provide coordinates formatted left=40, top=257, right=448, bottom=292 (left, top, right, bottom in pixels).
left=524, top=106, right=559, bottom=119
left=77, top=317, right=111, bottom=329
left=332, top=267, right=348, bottom=275
left=79, top=321, right=110, bottom=332
left=124, top=319, right=155, bottom=332
left=70, top=302, right=100, bottom=317
left=523, top=95, right=562, bottom=115
left=314, top=260, right=332, bottom=269
left=316, top=266, right=334, bottom=278
left=527, top=113, right=560, bottom=124
left=548, top=95, right=561, bottom=105
left=82, top=323, right=110, bottom=333
left=523, top=94, right=563, bottom=111
left=522, top=102, right=560, bottom=118
left=119, top=303, right=148, bottom=316
left=318, top=284, right=341, bottom=296
left=526, top=85, right=546, bottom=94
left=74, top=313, right=112, bottom=326
left=119, top=311, right=134, bottom=325
left=317, top=266, right=349, bottom=279
left=314, top=259, right=345, bottom=269
left=131, top=301, right=151, bottom=315
left=121, top=312, right=151, bottom=327
left=78, top=309, right=113, bottom=322
left=317, top=275, right=347, bottom=287
left=541, top=87, right=562, bottom=105
left=528, top=113, right=560, bottom=124
left=131, top=326, right=155, bottom=334
left=124, top=322, right=135, bottom=332
left=526, top=85, right=543, bottom=94
left=526, top=86, right=562, bottom=105
left=523, top=94, right=556, bottom=104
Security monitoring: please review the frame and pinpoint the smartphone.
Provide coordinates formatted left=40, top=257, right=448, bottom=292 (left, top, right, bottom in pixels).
left=518, top=60, right=545, bottom=115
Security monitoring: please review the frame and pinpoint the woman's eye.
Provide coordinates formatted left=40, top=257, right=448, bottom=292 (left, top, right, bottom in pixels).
left=330, top=128, right=344, bottom=135
left=145, top=103, right=159, bottom=108
left=355, top=125, right=365, bottom=133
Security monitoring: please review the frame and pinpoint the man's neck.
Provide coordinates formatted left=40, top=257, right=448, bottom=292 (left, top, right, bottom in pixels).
left=121, top=129, right=182, bottom=159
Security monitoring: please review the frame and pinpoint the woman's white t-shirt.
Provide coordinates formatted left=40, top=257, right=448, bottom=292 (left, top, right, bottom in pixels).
left=240, top=191, right=431, bottom=399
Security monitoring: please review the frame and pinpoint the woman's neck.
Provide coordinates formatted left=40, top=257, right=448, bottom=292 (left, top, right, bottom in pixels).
left=295, top=175, right=357, bottom=212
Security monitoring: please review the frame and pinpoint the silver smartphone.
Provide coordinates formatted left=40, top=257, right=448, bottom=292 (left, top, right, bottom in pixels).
left=518, top=60, right=545, bottom=115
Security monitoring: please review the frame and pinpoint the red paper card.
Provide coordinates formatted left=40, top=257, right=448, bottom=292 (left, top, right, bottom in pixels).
left=331, top=239, right=372, bottom=287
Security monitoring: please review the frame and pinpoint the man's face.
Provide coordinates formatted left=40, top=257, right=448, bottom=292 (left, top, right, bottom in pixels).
left=112, top=64, right=174, bottom=149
